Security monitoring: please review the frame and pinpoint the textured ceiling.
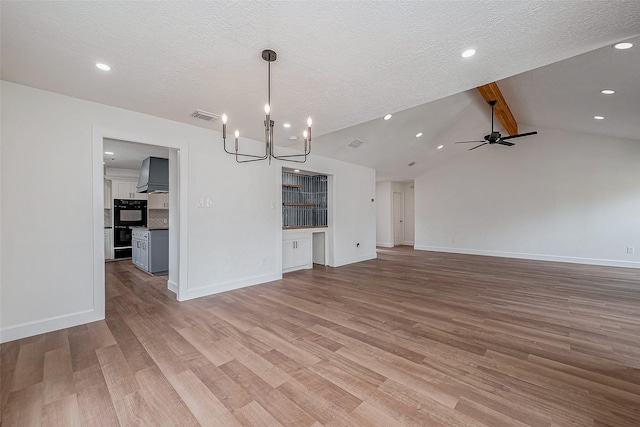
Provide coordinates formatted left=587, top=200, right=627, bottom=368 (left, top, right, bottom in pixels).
left=2, top=1, right=640, bottom=180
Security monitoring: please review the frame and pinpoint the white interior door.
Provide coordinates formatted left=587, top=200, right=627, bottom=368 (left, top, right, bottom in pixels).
left=393, top=192, right=404, bottom=246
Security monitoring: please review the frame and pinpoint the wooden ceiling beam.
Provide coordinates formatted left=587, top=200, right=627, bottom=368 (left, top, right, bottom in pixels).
left=476, top=82, right=518, bottom=135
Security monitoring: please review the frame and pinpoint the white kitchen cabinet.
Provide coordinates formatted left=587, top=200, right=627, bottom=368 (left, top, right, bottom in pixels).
left=111, top=179, right=147, bottom=200
left=104, top=179, right=112, bottom=209
left=283, top=231, right=312, bottom=273
left=148, top=193, right=169, bottom=209
left=104, top=228, right=113, bottom=260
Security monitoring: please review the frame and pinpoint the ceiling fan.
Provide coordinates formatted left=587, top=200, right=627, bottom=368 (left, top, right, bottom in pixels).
left=456, top=100, right=537, bottom=151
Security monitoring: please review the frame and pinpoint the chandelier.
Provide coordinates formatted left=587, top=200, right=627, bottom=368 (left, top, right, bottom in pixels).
left=221, top=49, right=313, bottom=163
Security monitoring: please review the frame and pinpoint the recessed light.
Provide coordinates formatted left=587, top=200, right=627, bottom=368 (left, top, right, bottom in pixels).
left=384, top=114, right=392, bottom=120
left=283, top=123, right=291, bottom=128
left=415, top=132, right=423, bottom=138
left=601, top=89, right=615, bottom=95
left=461, top=49, right=476, bottom=58
left=104, top=151, right=114, bottom=155
left=96, top=63, right=111, bottom=71
left=294, top=169, right=300, bottom=172
left=593, top=116, right=604, bottom=120
left=613, top=42, right=633, bottom=50
left=437, top=145, right=444, bottom=150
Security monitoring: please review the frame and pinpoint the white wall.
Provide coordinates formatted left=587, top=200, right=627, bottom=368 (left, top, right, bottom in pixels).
left=0, top=81, right=376, bottom=342
left=415, top=125, right=640, bottom=267
left=375, top=181, right=393, bottom=247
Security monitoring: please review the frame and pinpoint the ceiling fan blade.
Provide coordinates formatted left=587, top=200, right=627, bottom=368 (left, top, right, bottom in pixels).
left=468, top=143, right=488, bottom=151
left=501, top=131, right=538, bottom=141
left=498, top=141, right=515, bottom=146
left=455, top=140, right=485, bottom=144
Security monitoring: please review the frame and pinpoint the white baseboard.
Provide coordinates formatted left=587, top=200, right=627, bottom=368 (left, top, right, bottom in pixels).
left=376, top=243, right=394, bottom=248
left=402, top=241, right=415, bottom=246
left=283, top=263, right=313, bottom=274
left=414, top=245, right=640, bottom=269
left=167, top=280, right=178, bottom=294
left=0, top=309, right=102, bottom=344
left=179, top=272, right=281, bottom=301
left=332, top=253, right=377, bottom=267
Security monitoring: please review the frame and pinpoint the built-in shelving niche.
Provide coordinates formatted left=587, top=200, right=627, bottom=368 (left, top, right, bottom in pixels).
left=282, top=171, right=328, bottom=229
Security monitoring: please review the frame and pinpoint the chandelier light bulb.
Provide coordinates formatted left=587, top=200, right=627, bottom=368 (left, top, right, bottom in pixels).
left=222, top=114, right=227, bottom=124
left=307, top=117, right=312, bottom=127
left=265, top=104, right=270, bottom=114
left=234, top=130, right=239, bottom=138
left=304, top=130, right=308, bottom=139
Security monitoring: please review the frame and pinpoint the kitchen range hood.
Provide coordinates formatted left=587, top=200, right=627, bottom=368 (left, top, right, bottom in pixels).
left=137, top=157, right=169, bottom=193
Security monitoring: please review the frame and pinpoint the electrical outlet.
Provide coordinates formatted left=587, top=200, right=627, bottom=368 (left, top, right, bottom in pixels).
left=206, top=198, right=213, bottom=208
left=163, top=218, right=167, bottom=224
left=452, top=238, right=456, bottom=244
left=627, top=247, right=634, bottom=255
left=198, top=198, right=204, bottom=208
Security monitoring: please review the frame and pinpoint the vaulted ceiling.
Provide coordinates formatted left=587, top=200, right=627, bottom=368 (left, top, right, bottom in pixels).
left=2, top=2, right=640, bottom=180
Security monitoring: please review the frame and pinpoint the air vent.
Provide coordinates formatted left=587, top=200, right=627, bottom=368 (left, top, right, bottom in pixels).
left=408, top=161, right=417, bottom=166
left=191, top=110, right=220, bottom=121
left=348, top=139, right=364, bottom=148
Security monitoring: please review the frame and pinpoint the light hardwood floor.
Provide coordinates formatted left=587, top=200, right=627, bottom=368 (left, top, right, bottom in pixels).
left=2, top=247, right=640, bottom=426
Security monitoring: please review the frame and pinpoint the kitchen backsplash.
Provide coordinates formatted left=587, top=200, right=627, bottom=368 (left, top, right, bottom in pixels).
left=148, top=209, right=169, bottom=229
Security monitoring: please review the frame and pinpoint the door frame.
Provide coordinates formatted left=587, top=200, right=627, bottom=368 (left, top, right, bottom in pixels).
left=92, top=127, right=189, bottom=319
left=393, top=191, right=404, bottom=246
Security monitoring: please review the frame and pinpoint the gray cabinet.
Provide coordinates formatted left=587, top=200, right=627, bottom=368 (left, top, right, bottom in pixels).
left=132, top=228, right=168, bottom=274
left=132, top=229, right=147, bottom=270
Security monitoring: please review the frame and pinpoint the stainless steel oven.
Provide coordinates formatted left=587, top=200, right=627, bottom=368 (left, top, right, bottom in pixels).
left=113, top=226, right=132, bottom=247
left=114, top=199, right=147, bottom=227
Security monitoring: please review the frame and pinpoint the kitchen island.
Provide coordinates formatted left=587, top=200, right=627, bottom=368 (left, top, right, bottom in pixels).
left=131, top=227, right=169, bottom=274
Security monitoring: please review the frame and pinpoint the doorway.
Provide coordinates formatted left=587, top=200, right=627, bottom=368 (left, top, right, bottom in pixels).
left=393, top=191, right=404, bottom=246
left=93, top=129, right=188, bottom=317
